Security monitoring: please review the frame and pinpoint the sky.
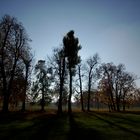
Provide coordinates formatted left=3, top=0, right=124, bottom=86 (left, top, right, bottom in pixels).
left=0, top=0, right=140, bottom=86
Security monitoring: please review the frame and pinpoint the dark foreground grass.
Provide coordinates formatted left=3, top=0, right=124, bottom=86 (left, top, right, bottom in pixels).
left=0, top=110, right=140, bottom=140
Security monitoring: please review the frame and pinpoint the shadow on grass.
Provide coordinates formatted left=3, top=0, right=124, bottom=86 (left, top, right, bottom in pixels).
left=0, top=111, right=104, bottom=140
left=91, top=111, right=140, bottom=123
left=0, top=111, right=140, bottom=140
left=87, top=112, right=140, bottom=137
left=0, top=111, right=68, bottom=140
left=68, top=114, right=103, bottom=140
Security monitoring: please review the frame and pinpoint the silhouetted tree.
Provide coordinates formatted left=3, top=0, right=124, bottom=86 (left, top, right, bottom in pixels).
left=98, top=63, right=136, bottom=111
left=86, top=53, right=100, bottom=111
left=55, top=49, right=66, bottom=114
left=9, top=66, right=25, bottom=109
left=77, top=63, right=84, bottom=111
left=0, top=15, right=31, bottom=112
left=21, top=50, right=33, bottom=111
left=98, top=63, right=116, bottom=111
left=33, top=60, right=52, bottom=111
left=63, top=30, right=81, bottom=114
left=48, top=48, right=67, bottom=115
left=118, top=70, right=136, bottom=111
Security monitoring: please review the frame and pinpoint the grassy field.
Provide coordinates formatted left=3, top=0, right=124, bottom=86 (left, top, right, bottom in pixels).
left=0, top=110, right=140, bottom=140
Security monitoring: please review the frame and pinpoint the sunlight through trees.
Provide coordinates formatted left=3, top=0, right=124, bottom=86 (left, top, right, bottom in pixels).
left=0, top=15, right=140, bottom=113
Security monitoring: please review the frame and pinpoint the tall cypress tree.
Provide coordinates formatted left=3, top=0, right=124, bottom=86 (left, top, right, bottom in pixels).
left=63, top=30, right=81, bottom=114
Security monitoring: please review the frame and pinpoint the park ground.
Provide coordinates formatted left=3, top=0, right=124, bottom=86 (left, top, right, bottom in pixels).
left=0, top=109, right=140, bottom=140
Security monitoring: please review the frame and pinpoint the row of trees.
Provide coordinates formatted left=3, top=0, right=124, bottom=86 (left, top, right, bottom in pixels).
left=0, top=15, right=140, bottom=113
left=98, top=63, right=137, bottom=112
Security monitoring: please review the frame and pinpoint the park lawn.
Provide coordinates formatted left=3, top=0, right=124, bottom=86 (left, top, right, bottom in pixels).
left=0, top=110, right=140, bottom=140
left=72, top=111, right=140, bottom=140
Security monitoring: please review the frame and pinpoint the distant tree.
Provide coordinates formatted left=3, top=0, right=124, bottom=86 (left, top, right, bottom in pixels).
left=63, top=30, right=81, bottom=114
left=86, top=53, right=100, bottom=111
left=98, top=63, right=136, bottom=111
left=98, top=77, right=115, bottom=111
left=98, top=63, right=116, bottom=111
left=33, top=60, right=52, bottom=111
left=0, top=15, right=31, bottom=112
left=119, top=70, right=136, bottom=111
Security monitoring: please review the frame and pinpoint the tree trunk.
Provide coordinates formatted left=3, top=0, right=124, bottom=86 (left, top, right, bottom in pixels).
left=80, top=91, right=84, bottom=111
left=22, top=100, right=26, bottom=112
left=87, top=88, right=91, bottom=111
left=2, top=92, right=9, bottom=112
left=3, top=57, right=18, bottom=112
left=1, top=78, right=9, bottom=112
left=122, top=92, right=126, bottom=111
left=21, top=65, right=29, bottom=111
left=2, top=67, right=15, bottom=112
left=68, top=68, right=72, bottom=114
left=122, top=97, right=126, bottom=111
left=116, top=98, right=120, bottom=112
left=41, top=87, right=45, bottom=111
left=58, top=79, right=63, bottom=114
left=87, top=75, right=91, bottom=111
left=21, top=72, right=27, bottom=111
left=57, top=58, right=65, bottom=115
left=123, top=102, right=126, bottom=111
left=58, top=91, right=62, bottom=114
left=110, top=90, right=116, bottom=111
left=78, top=66, right=84, bottom=111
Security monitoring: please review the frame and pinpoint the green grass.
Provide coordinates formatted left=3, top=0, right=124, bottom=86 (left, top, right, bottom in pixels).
left=0, top=110, right=140, bottom=140
left=71, top=111, right=140, bottom=140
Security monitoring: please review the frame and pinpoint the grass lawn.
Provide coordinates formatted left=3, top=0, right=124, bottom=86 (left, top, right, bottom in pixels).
left=0, top=110, right=140, bottom=140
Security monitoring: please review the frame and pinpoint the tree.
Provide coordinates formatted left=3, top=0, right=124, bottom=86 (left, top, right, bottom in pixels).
left=98, top=63, right=116, bottom=111
left=86, top=53, right=100, bottom=111
left=50, top=48, right=67, bottom=115
left=75, top=63, right=85, bottom=111
left=119, top=71, right=136, bottom=111
left=98, top=63, right=136, bottom=111
left=33, top=60, right=52, bottom=111
left=21, top=50, right=33, bottom=111
left=63, top=30, right=81, bottom=114
left=0, top=15, right=31, bottom=112
left=9, top=66, right=25, bottom=110
left=48, top=47, right=67, bottom=115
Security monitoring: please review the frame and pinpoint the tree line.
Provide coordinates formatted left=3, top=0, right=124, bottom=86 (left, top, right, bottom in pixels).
left=0, top=15, right=140, bottom=113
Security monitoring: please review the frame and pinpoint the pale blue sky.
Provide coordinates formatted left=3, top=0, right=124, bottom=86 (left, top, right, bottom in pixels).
left=0, top=0, right=140, bottom=86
